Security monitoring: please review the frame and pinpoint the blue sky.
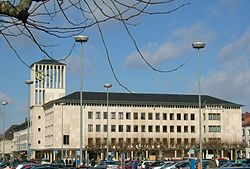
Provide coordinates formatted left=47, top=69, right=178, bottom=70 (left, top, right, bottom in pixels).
left=1, top=0, right=250, bottom=129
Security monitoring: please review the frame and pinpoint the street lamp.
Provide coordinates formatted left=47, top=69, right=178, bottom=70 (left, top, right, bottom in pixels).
left=2, top=101, right=8, bottom=162
left=74, top=35, right=89, bottom=165
left=104, top=83, right=112, bottom=160
left=25, top=80, right=33, bottom=160
left=60, top=103, right=66, bottom=160
left=192, top=41, right=205, bottom=169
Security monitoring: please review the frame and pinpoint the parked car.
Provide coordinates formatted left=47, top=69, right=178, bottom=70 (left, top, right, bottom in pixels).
left=149, top=161, right=172, bottom=169
left=137, top=160, right=155, bottom=169
left=117, top=160, right=139, bottom=169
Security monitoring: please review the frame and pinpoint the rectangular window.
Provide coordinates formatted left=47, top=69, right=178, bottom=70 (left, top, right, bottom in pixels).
left=126, top=112, right=131, bottom=120
left=96, top=112, right=101, bottom=119
left=111, top=112, right=116, bottom=119
left=63, top=135, right=69, bottom=145
left=126, top=138, right=131, bottom=144
left=203, top=113, right=206, bottom=121
left=155, top=113, right=160, bottom=120
left=133, top=112, right=138, bottom=120
left=163, top=113, right=167, bottom=120
left=208, top=125, right=221, bottom=132
left=96, top=138, right=101, bottom=145
left=141, top=125, right=146, bottom=132
left=177, top=113, right=181, bottom=120
left=88, top=138, right=93, bottom=145
left=148, top=126, right=153, bottom=132
left=134, top=125, right=138, bottom=132
left=126, top=125, right=131, bottom=132
left=184, top=126, right=188, bottom=133
left=148, top=113, right=153, bottom=120
left=96, top=125, right=101, bottom=132
left=191, top=126, right=195, bottom=133
left=177, top=138, right=182, bottom=145
left=141, top=113, right=146, bottom=120
left=191, top=138, right=196, bottom=145
left=88, top=111, right=93, bottom=119
left=156, top=126, right=160, bottom=132
left=141, top=138, right=146, bottom=144
left=111, top=125, right=116, bottom=132
left=208, top=113, right=221, bottom=120
left=170, top=138, right=175, bottom=146
left=88, top=124, right=93, bottom=132
left=163, top=126, right=167, bottom=133
left=191, top=114, right=195, bottom=120
left=119, top=138, right=123, bottom=143
left=103, top=112, right=107, bottom=119
left=103, top=125, right=107, bottom=132
left=119, top=125, right=123, bottom=132
left=184, top=138, right=188, bottom=145
left=118, top=112, right=123, bottom=119
left=149, top=138, right=153, bottom=145
left=111, top=138, right=116, bottom=145
left=170, top=113, right=174, bottom=120
left=163, top=138, right=168, bottom=145
left=184, top=113, right=188, bottom=120
left=177, top=126, right=181, bottom=133
left=170, top=126, right=174, bottom=133
left=38, top=128, right=41, bottom=132
left=134, top=138, right=139, bottom=144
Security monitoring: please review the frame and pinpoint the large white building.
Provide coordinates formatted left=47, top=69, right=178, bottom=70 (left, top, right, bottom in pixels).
left=1, top=59, right=245, bottom=162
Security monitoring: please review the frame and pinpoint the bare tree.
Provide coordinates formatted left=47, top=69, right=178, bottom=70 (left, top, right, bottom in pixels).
left=0, top=0, right=189, bottom=90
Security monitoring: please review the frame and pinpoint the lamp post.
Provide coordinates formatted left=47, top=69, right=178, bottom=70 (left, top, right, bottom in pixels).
left=104, top=83, right=112, bottom=160
left=75, top=35, right=89, bottom=165
left=192, top=41, right=205, bottom=169
left=2, top=101, right=8, bottom=162
left=60, top=103, right=66, bottom=160
left=25, top=80, right=33, bottom=160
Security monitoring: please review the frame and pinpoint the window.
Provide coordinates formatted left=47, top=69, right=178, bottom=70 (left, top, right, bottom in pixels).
left=96, top=112, right=101, bottom=119
left=119, top=138, right=123, bottom=143
left=177, top=126, right=181, bottom=133
left=184, top=138, right=188, bottom=145
left=170, top=113, right=174, bottom=120
left=103, top=112, right=107, bottom=119
left=96, top=125, right=101, bottom=132
left=163, top=113, right=167, bottom=120
left=203, top=113, right=206, bottom=120
left=134, top=138, right=139, bottom=144
left=126, top=112, right=131, bottom=120
left=38, top=116, right=41, bottom=119
left=103, top=125, right=107, bottom=132
left=63, top=135, right=69, bottom=145
left=191, top=114, right=195, bottom=120
left=126, top=138, right=131, bottom=144
left=119, top=125, right=123, bottom=132
left=118, top=112, right=123, bottom=119
left=38, top=128, right=41, bottom=132
left=184, top=126, right=188, bottom=133
left=134, top=125, right=138, bottom=132
left=141, top=138, right=146, bottom=144
left=88, top=111, right=93, bottom=119
left=133, top=112, right=138, bottom=120
left=96, top=138, right=101, bottom=145
left=88, top=124, right=93, bottom=132
left=111, top=138, right=116, bottom=145
left=155, top=113, right=160, bottom=120
left=111, top=112, right=116, bottom=119
left=163, top=138, right=168, bottom=144
left=208, top=113, right=221, bottom=120
left=163, top=126, right=167, bottom=133
left=141, top=125, right=146, bottom=132
left=141, top=113, right=146, bottom=120
left=170, top=138, right=175, bottom=146
left=184, top=113, right=188, bottom=120
left=149, top=138, right=153, bottom=145
left=203, top=125, right=206, bottom=133
left=111, top=125, right=116, bottom=132
left=177, top=138, right=181, bottom=145
left=155, top=126, right=160, bottom=132
left=208, top=125, right=221, bottom=132
left=191, top=138, right=196, bottom=145
left=126, top=125, right=131, bottom=132
left=177, top=113, right=181, bottom=120
left=148, top=113, right=153, bottom=120
left=38, top=140, right=41, bottom=144
left=148, top=125, right=153, bottom=132
left=170, top=126, right=174, bottom=133
left=191, top=126, right=195, bottom=133
left=88, top=138, right=93, bottom=145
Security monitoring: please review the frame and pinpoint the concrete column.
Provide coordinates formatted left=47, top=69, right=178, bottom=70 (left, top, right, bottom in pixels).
left=175, top=150, right=177, bottom=158
left=116, top=152, right=119, bottom=161
left=146, top=150, right=148, bottom=160
left=131, top=151, right=133, bottom=160
left=231, top=150, right=233, bottom=160
left=221, top=150, right=224, bottom=158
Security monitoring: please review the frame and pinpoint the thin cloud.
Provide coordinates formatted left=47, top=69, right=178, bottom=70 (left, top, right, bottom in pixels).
left=124, top=22, right=215, bottom=68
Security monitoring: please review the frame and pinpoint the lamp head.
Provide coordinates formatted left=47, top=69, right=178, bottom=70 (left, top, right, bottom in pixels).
left=2, top=101, right=8, bottom=105
left=192, top=41, right=205, bottom=49
left=25, top=80, right=34, bottom=85
left=104, top=83, right=112, bottom=89
left=75, top=35, right=89, bottom=43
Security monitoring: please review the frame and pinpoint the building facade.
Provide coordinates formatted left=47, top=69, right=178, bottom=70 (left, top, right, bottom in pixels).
left=1, top=59, right=244, bottom=162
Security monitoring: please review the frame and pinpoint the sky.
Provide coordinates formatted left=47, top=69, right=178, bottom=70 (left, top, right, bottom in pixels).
left=1, top=0, right=250, bottom=130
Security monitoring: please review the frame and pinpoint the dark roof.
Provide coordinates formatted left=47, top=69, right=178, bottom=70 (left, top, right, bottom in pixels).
left=0, top=121, right=28, bottom=140
left=31, top=59, right=66, bottom=67
left=47, top=91, right=242, bottom=108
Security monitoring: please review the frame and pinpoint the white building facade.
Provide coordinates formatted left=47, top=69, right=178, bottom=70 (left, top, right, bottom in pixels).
left=25, top=59, right=244, bottom=162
